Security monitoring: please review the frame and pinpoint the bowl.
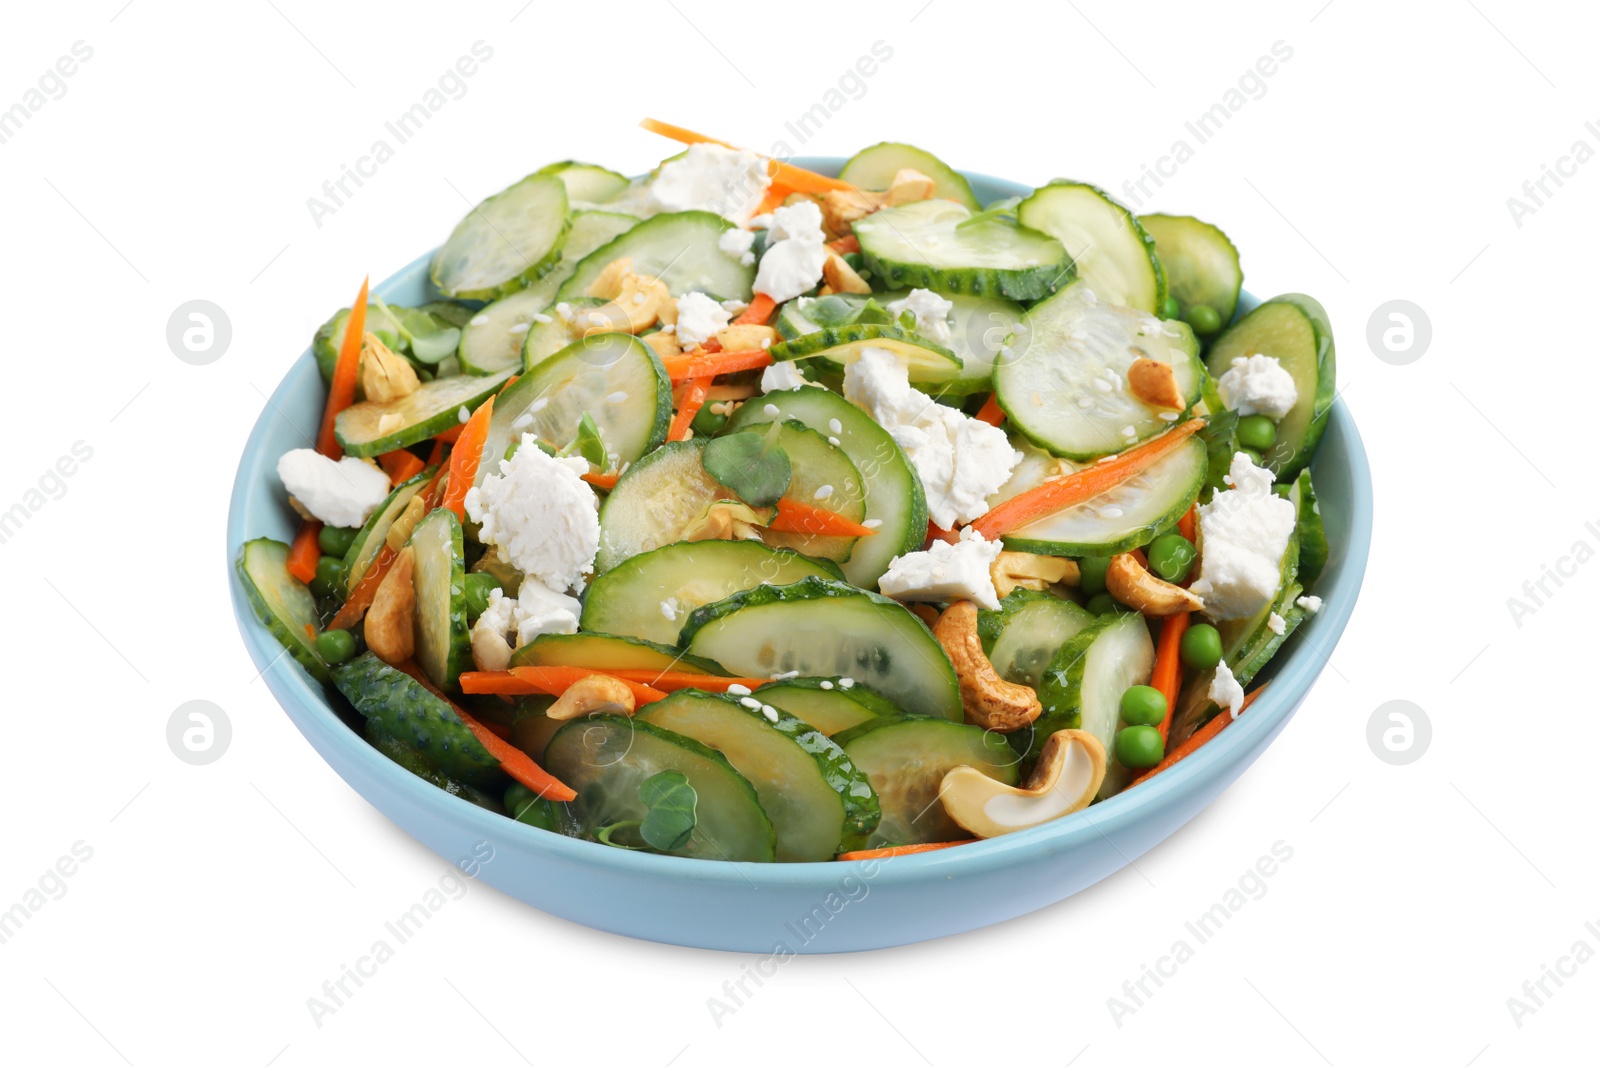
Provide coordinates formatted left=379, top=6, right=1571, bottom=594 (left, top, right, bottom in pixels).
left=228, top=160, right=1372, bottom=953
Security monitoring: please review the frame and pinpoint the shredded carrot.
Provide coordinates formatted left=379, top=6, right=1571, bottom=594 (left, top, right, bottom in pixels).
left=828, top=234, right=860, bottom=255
left=638, top=118, right=854, bottom=194
left=974, top=393, right=1006, bottom=427
left=459, top=666, right=667, bottom=706
left=582, top=471, right=620, bottom=490
left=426, top=437, right=448, bottom=467
left=441, top=396, right=494, bottom=520
left=837, top=841, right=971, bottom=861
left=925, top=520, right=959, bottom=545
left=770, top=498, right=878, bottom=538
left=434, top=423, right=463, bottom=445
left=601, top=670, right=770, bottom=693
left=303, top=622, right=317, bottom=641
left=970, top=420, right=1207, bottom=540
left=287, top=519, right=323, bottom=583
left=327, top=546, right=390, bottom=630
left=1132, top=684, right=1269, bottom=786
left=397, top=662, right=577, bottom=801
left=317, top=278, right=368, bottom=457
left=482, top=718, right=513, bottom=742
left=1151, top=612, right=1190, bottom=743
left=378, top=449, right=425, bottom=486
left=753, top=183, right=791, bottom=217
left=1178, top=503, right=1197, bottom=542
left=661, top=347, right=773, bottom=381
left=735, top=293, right=777, bottom=326
left=668, top=377, right=712, bottom=441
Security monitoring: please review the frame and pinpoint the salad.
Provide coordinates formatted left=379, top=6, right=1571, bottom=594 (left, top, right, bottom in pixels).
left=236, top=119, right=1336, bottom=863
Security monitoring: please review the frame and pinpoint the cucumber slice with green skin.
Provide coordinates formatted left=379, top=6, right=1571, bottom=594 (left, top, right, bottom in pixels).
left=581, top=540, right=843, bottom=644
left=508, top=699, right=565, bottom=763
left=834, top=715, right=1020, bottom=848
left=1017, top=181, right=1167, bottom=314
left=752, top=677, right=897, bottom=737
left=313, top=303, right=406, bottom=383
left=1293, top=469, right=1329, bottom=588
left=407, top=508, right=470, bottom=690
left=837, top=142, right=982, bottom=211
left=543, top=715, right=776, bottom=862
left=431, top=172, right=569, bottom=300
left=593, top=440, right=727, bottom=573
left=681, top=576, right=962, bottom=722
left=333, top=652, right=502, bottom=788
left=334, top=368, right=512, bottom=458
left=457, top=288, right=549, bottom=376
left=418, top=301, right=476, bottom=329
left=1206, top=294, right=1336, bottom=481
left=1001, top=438, right=1207, bottom=557
left=1139, top=214, right=1242, bottom=327
left=555, top=210, right=755, bottom=303
left=505, top=213, right=642, bottom=324
left=537, top=161, right=631, bottom=204
left=521, top=297, right=602, bottom=371
left=769, top=324, right=963, bottom=384
left=508, top=632, right=725, bottom=675
left=856, top=200, right=1072, bottom=302
left=760, top=421, right=867, bottom=563
left=367, top=721, right=503, bottom=813
left=1030, top=611, right=1155, bottom=798
left=995, top=280, right=1202, bottom=460
left=723, top=386, right=927, bottom=588
left=978, top=590, right=1096, bottom=690
left=342, top=465, right=434, bottom=590
left=236, top=538, right=330, bottom=684
left=478, top=332, right=670, bottom=487
left=636, top=690, right=880, bottom=860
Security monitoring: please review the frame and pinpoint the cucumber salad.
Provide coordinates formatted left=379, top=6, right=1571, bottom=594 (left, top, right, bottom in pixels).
left=236, top=120, right=1336, bottom=863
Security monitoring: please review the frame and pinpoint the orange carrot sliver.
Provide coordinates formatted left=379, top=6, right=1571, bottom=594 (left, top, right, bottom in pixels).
left=287, top=519, right=322, bottom=583
left=971, top=420, right=1207, bottom=540
left=770, top=498, right=878, bottom=538
left=838, top=841, right=970, bottom=861
left=441, top=395, right=494, bottom=520
left=582, top=471, right=620, bottom=490
left=1151, top=612, right=1190, bottom=743
left=378, top=449, right=425, bottom=486
left=1132, top=684, right=1269, bottom=787
left=669, top=377, right=712, bottom=442
left=434, top=423, right=463, bottom=445
left=925, top=520, right=959, bottom=546
left=753, top=183, right=791, bottom=217
left=974, top=392, right=1005, bottom=427
left=317, top=278, right=368, bottom=457
left=735, top=293, right=777, bottom=326
left=460, top=667, right=667, bottom=706
left=602, top=670, right=770, bottom=693
left=327, top=545, right=390, bottom=630
left=828, top=234, right=860, bottom=255
left=661, top=347, right=773, bottom=382
left=1178, top=503, right=1197, bottom=543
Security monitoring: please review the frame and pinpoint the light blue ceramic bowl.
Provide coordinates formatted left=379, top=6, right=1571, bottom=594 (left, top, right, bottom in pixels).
left=228, top=161, right=1371, bottom=953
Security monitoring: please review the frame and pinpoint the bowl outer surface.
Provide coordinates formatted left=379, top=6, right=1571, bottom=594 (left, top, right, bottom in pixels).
left=228, top=159, right=1373, bottom=953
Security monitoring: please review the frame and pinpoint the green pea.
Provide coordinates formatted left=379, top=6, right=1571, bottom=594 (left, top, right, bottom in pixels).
left=464, top=572, right=504, bottom=622
left=318, top=524, right=359, bottom=557
left=1085, top=592, right=1120, bottom=616
left=1160, top=294, right=1181, bottom=320
left=1237, top=414, right=1277, bottom=451
left=691, top=403, right=728, bottom=438
left=1120, top=684, right=1168, bottom=727
left=1078, top=555, right=1111, bottom=596
left=1185, top=303, right=1223, bottom=335
left=311, top=555, right=344, bottom=598
left=1240, top=447, right=1264, bottom=466
left=315, top=627, right=356, bottom=665
left=1180, top=623, right=1223, bottom=669
left=1115, top=725, right=1165, bottom=769
left=1146, top=532, right=1197, bottom=584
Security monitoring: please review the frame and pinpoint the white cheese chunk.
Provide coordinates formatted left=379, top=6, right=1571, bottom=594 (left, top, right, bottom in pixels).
left=1189, top=452, right=1296, bottom=621
left=1209, top=659, right=1245, bottom=718
left=885, top=288, right=954, bottom=344
left=468, top=584, right=581, bottom=673
left=1216, top=354, right=1298, bottom=420
left=760, top=360, right=812, bottom=392
left=753, top=201, right=828, bottom=303
left=674, top=291, right=732, bottom=350
left=463, top=443, right=599, bottom=593
left=878, top=528, right=1003, bottom=610
left=717, top=226, right=757, bottom=267
left=276, top=448, right=392, bottom=528
left=647, top=143, right=771, bottom=224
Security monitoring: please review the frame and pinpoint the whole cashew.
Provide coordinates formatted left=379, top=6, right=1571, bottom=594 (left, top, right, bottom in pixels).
left=364, top=547, right=415, bottom=665
left=933, top=601, right=1042, bottom=732
left=1106, top=552, right=1204, bottom=616
left=546, top=675, right=637, bottom=721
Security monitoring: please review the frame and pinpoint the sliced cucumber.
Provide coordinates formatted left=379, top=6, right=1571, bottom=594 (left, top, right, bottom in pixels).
left=923, top=291, right=1028, bottom=396
left=366, top=722, right=502, bottom=813
left=334, top=369, right=512, bottom=458
left=978, top=590, right=1096, bottom=690
left=342, top=465, right=433, bottom=590
left=1031, top=611, right=1155, bottom=797
left=753, top=677, right=897, bottom=736
left=995, top=280, right=1202, bottom=460
left=313, top=303, right=405, bottom=383
left=855, top=199, right=1071, bottom=302
left=508, top=697, right=564, bottom=763
left=511, top=213, right=642, bottom=317
left=333, top=652, right=501, bottom=788
left=637, top=690, right=879, bottom=860
left=522, top=297, right=602, bottom=371
left=1002, top=437, right=1207, bottom=557
left=235, top=538, right=329, bottom=684
left=1293, top=469, right=1329, bottom=588
left=835, top=716, right=1020, bottom=848
left=478, top=332, right=670, bottom=486
left=760, top=422, right=866, bottom=563
left=407, top=508, right=470, bottom=690
left=1018, top=182, right=1166, bottom=313
left=593, top=440, right=727, bottom=573
left=457, top=288, right=548, bottom=376
left=1139, top=214, right=1242, bottom=327
left=1206, top=294, right=1335, bottom=480
left=508, top=632, right=725, bottom=675
left=769, top=324, right=962, bottom=384
left=581, top=540, right=843, bottom=644
left=681, top=577, right=962, bottom=721
left=543, top=715, right=776, bottom=862
left=723, top=387, right=926, bottom=588
left=555, top=211, right=755, bottom=302
left=538, top=160, right=631, bottom=205
left=837, top=142, right=981, bottom=211
left=431, top=172, right=569, bottom=300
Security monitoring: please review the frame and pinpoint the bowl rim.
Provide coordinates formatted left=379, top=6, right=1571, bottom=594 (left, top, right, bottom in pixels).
left=228, top=159, right=1372, bottom=889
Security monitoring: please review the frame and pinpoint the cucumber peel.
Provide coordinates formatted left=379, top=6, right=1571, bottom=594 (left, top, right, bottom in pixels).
left=235, top=538, right=330, bottom=684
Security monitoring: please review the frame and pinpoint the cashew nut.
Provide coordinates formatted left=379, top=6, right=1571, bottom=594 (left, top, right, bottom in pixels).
left=822, top=252, right=873, bottom=295
left=642, top=329, right=682, bottom=361
left=360, top=331, right=420, bottom=403
left=364, top=547, right=415, bottom=665
left=1127, top=357, right=1184, bottom=410
left=819, top=168, right=936, bottom=234
left=990, top=550, right=1080, bottom=599
left=585, top=257, right=635, bottom=299
left=1106, top=552, right=1203, bottom=616
left=933, top=601, right=1042, bottom=732
left=385, top=493, right=430, bottom=553
left=714, top=323, right=780, bottom=353
left=940, top=729, right=1107, bottom=838
left=546, top=675, right=637, bottom=721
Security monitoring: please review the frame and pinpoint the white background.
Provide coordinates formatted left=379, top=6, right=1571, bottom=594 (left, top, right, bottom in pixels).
left=2, top=1, right=1593, bottom=1063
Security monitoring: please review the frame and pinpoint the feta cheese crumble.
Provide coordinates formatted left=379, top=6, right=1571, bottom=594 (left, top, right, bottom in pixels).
left=673, top=291, right=732, bottom=351
left=760, top=360, right=811, bottom=392
left=469, top=584, right=582, bottom=672
left=463, top=443, right=599, bottom=594
left=885, top=288, right=954, bottom=344
left=1267, top=611, right=1286, bottom=636
left=648, top=143, right=771, bottom=224
left=843, top=347, right=1022, bottom=528
left=878, top=527, right=1004, bottom=611
left=276, top=448, right=391, bottom=528
left=1209, top=659, right=1245, bottom=718
left=718, top=226, right=757, bottom=267
left=754, top=201, right=828, bottom=303
left=1296, top=594, right=1323, bottom=614
left=1189, top=452, right=1297, bottom=620
left=1216, top=354, right=1298, bottom=420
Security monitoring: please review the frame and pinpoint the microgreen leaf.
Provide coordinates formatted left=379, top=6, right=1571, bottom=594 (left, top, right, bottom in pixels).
left=596, top=820, right=649, bottom=850
left=638, top=771, right=697, bottom=852
left=397, top=307, right=462, bottom=364
left=702, top=430, right=791, bottom=508
left=556, top=412, right=608, bottom=469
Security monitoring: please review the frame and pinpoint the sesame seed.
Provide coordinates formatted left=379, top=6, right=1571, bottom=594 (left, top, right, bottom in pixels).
left=1158, top=411, right=1180, bottom=421
left=511, top=413, right=534, bottom=430
left=862, top=518, right=882, bottom=529
left=761, top=705, right=779, bottom=722
left=814, top=484, right=834, bottom=500
left=764, top=403, right=780, bottom=416
left=457, top=406, right=471, bottom=423
left=509, top=322, right=531, bottom=334
left=1121, top=425, right=1136, bottom=437
left=839, top=677, right=855, bottom=689
left=469, top=315, right=489, bottom=327
left=606, top=391, right=627, bottom=404
left=726, top=683, right=752, bottom=695
left=1102, top=507, right=1123, bottom=517
left=1077, top=396, right=1094, bottom=409
left=531, top=313, right=553, bottom=324
left=1094, top=380, right=1113, bottom=393
left=827, top=436, right=841, bottom=446
left=819, top=680, right=834, bottom=690
left=739, top=696, right=761, bottom=710
left=530, top=397, right=550, bottom=413
left=829, top=418, right=843, bottom=434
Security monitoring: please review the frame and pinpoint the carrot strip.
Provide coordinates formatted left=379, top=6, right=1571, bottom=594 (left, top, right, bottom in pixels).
left=828, top=234, right=860, bottom=255
left=317, top=278, right=368, bottom=457
left=734, top=293, right=777, bottom=326
left=837, top=841, right=971, bottom=861
left=1178, top=503, right=1197, bottom=543
left=974, top=393, right=1006, bottom=427
left=770, top=498, right=878, bottom=538
left=602, top=670, right=770, bottom=693
left=434, top=424, right=463, bottom=445
left=661, top=347, right=773, bottom=381
left=441, top=396, right=494, bottom=520
left=1132, top=684, right=1269, bottom=786
left=327, top=547, right=390, bottom=630
left=753, top=183, right=791, bottom=217
left=426, top=437, right=448, bottom=467
left=970, top=420, right=1207, bottom=540
left=582, top=471, right=619, bottom=490
left=1151, top=612, right=1190, bottom=743
left=669, top=377, right=712, bottom=441
left=397, top=662, right=576, bottom=801
left=378, top=449, right=425, bottom=486
left=460, top=667, right=667, bottom=706
left=637, top=119, right=854, bottom=194
left=925, top=520, right=959, bottom=546
left=287, top=519, right=322, bottom=583
left=482, top=719, right=513, bottom=742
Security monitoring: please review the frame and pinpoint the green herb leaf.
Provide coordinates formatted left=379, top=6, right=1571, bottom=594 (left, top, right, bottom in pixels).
left=638, top=771, right=697, bottom=852
left=557, top=412, right=608, bottom=468
left=702, top=430, right=791, bottom=508
left=596, top=820, right=649, bottom=850
left=397, top=307, right=462, bottom=364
